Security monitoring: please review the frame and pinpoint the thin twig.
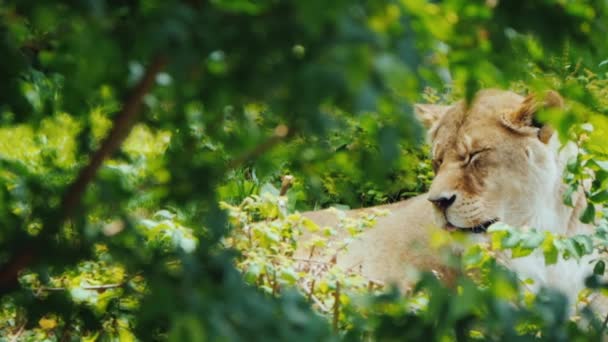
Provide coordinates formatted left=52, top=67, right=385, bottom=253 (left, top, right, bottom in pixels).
left=226, top=124, right=291, bottom=170
left=9, top=322, right=26, bottom=342
left=60, top=321, right=71, bottom=342
left=344, top=261, right=364, bottom=273
left=307, top=279, right=316, bottom=302
left=370, top=278, right=385, bottom=287
left=305, top=284, right=330, bottom=313
left=293, top=257, right=332, bottom=265
left=310, top=294, right=330, bottom=313
left=41, top=283, right=124, bottom=292
left=308, top=245, right=316, bottom=260
left=293, top=257, right=385, bottom=286
left=333, top=281, right=341, bottom=332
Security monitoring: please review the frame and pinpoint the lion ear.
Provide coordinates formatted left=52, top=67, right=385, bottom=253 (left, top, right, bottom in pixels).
left=414, top=104, right=450, bottom=130
left=501, top=91, right=564, bottom=144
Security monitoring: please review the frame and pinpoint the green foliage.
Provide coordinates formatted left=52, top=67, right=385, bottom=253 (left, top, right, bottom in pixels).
left=218, top=115, right=435, bottom=210
left=0, top=0, right=607, bottom=341
left=222, top=192, right=607, bottom=340
left=222, top=194, right=388, bottom=332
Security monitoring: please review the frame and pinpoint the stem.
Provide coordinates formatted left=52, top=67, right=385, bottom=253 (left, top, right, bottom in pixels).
left=333, top=281, right=340, bottom=332
left=271, top=269, right=279, bottom=295
left=279, top=175, right=294, bottom=196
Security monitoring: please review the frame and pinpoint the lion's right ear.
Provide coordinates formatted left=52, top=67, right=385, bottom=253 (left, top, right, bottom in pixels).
left=501, top=90, right=564, bottom=144
left=414, top=104, right=450, bottom=130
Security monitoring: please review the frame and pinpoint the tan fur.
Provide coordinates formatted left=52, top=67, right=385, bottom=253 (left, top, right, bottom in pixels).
left=299, top=197, right=455, bottom=288
left=297, top=89, right=598, bottom=307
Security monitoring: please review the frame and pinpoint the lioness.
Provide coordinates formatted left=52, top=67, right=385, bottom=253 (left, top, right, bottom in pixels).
left=299, top=89, right=597, bottom=307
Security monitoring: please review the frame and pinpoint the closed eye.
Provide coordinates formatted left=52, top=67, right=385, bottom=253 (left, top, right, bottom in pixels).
left=467, top=148, right=491, bottom=165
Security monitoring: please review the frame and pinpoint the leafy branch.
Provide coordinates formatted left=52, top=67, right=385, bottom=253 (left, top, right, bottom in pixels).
left=0, top=55, right=167, bottom=295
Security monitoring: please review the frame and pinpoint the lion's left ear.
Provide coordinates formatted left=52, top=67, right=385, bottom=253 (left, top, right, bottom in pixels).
left=501, top=90, right=564, bottom=144
left=414, top=104, right=450, bottom=130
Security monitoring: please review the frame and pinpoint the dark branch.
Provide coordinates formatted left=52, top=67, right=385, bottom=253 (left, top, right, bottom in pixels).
left=41, top=283, right=125, bottom=292
left=61, top=55, right=168, bottom=220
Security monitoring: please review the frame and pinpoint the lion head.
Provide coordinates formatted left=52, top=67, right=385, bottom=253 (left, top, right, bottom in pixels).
left=415, top=89, right=566, bottom=233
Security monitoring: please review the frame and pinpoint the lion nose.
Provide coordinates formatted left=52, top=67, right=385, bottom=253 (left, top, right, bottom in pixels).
left=428, top=193, right=456, bottom=211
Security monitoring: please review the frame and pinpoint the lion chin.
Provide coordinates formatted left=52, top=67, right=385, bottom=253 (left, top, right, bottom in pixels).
left=443, top=219, right=498, bottom=233
left=297, top=88, right=605, bottom=315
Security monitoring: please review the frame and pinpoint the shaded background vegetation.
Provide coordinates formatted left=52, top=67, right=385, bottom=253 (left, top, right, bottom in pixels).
left=0, top=0, right=608, bottom=340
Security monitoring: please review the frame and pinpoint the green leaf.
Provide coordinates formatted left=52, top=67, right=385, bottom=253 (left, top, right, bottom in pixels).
left=301, top=218, right=320, bottom=232
left=542, top=234, right=559, bottom=265
left=487, top=223, right=510, bottom=232
left=566, top=157, right=579, bottom=173
left=511, top=246, right=534, bottom=258
left=260, top=182, right=280, bottom=196
left=448, top=280, right=478, bottom=320
left=462, top=245, right=484, bottom=267
left=579, top=204, right=596, bottom=224
left=490, top=230, right=509, bottom=250
left=521, top=231, right=545, bottom=249
left=590, top=190, right=608, bottom=203
left=562, top=239, right=583, bottom=260
left=595, top=160, right=608, bottom=171
left=594, top=260, right=605, bottom=276
left=573, top=235, right=593, bottom=255
left=245, top=264, right=262, bottom=283
left=279, top=269, right=299, bottom=284
left=562, top=185, right=576, bottom=207
left=502, top=231, right=521, bottom=248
